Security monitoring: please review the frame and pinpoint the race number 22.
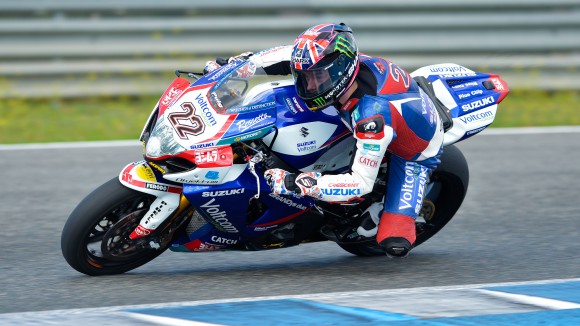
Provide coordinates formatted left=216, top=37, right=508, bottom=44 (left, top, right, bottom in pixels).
left=168, top=102, right=205, bottom=139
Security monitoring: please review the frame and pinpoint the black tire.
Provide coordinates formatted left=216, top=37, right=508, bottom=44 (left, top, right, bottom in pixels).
left=61, top=177, right=169, bottom=276
left=338, top=144, right=469, bottom=256
left=414, top=144, right=469, bottom=247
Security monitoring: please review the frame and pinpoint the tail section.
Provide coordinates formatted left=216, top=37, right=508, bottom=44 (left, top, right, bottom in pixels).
left=411, top=64, right=509, bottom=145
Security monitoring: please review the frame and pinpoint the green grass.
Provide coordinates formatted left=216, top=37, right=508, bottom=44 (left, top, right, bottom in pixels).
left=0, top=90, right=578, bottom=144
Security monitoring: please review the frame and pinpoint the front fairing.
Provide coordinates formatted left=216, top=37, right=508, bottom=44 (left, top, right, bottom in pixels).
left=144, top=61, right=282, bottom=159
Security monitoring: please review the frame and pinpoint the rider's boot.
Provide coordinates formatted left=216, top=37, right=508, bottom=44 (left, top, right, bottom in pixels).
left=356, top=202, right=383, bottom=237
left=377, top=213, right=416, bottom=258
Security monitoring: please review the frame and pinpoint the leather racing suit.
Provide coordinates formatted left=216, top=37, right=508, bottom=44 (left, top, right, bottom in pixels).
left=250, top=45, right=444, bottom=242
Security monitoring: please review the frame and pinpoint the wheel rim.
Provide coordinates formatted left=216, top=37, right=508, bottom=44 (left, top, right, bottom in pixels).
left=83, top=195, right=155, bottom=268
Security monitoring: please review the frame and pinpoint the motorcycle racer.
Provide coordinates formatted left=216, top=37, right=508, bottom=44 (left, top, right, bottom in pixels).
left=207, top=23, right=444, bottom=258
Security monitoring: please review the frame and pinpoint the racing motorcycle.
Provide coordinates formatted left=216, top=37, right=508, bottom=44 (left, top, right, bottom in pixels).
left=61, top=60, right=509, bottom=276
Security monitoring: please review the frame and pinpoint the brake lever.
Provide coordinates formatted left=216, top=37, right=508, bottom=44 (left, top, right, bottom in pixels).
left=246, top=151, right=265, bottom=199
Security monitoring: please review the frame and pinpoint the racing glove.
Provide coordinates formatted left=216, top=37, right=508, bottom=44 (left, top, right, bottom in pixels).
left=264, top=169, right=322, bottom=198
left=203, top=52, right=254, bottom=75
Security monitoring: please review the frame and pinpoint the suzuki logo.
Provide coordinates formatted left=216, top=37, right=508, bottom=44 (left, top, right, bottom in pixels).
left=300, top=127, right=309, bottom=138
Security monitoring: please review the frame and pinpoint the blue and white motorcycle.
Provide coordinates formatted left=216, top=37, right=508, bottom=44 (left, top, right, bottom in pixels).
left=61, top=60, right=509, bottom=276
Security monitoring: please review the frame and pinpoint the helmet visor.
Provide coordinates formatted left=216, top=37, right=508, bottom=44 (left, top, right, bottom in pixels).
left=294, top=54, right=347, bottom=100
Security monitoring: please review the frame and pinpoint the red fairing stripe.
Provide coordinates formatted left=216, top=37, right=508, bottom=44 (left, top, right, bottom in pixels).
left=120, top=164, right=182, bottom=194
left=488, top=75, right=510, bottom=104
left=158, top=78, right=191, bottom=117
left=203, top=114, right=238, bottom=142
left=158, top=81, right=218, bottom=117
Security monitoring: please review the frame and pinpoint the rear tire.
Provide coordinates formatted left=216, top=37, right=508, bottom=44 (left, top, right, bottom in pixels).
left=61, top=178, right=169, bottom=276
left=338, top=144, right=469, bottom=256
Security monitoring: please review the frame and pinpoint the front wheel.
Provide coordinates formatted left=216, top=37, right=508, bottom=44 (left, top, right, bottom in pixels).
left=61, top=178, right=170, bottom=276
left=338, top=144, right=469, bottom=256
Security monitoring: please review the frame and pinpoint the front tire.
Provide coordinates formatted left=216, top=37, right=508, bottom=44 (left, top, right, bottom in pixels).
left=61, top=178, right=169, bottom=276
left=338, top=144, right=469, bottom=256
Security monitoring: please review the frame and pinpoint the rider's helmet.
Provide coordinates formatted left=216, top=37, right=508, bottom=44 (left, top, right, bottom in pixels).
left=291, top=23, right=359, bottom=111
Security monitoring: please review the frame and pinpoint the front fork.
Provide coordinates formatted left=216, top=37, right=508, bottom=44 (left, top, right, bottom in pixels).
left=118, top=160, right=188, bottom=239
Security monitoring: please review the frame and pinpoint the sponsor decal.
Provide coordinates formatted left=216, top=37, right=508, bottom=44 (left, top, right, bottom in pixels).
left=429, top=65, right=468, bottom=74
left=457, top=92, right=471, bottom=100
left=228, top=101, right=276, bottom=114
left=457, top=89, right=483, bottom=100
left=133, top=225, right=153, bottom=236
left=175, top=177, right=219, bottom=184
left=356, top=116, right=384, bottom=140
left=284, top=97, right=298, bottom=115
left=144, top=200, right=168, bottom=225
left=491, top=78, right=505, bottom=91
left=459, top=109, right=495, bottom=124
left=208, top=63, right=236, bottom=81
left=136, top=164, right=156, bottom=181
left=300, top=127, right=309, bottom=137
left=322, top=188, right=361, bottom=196
left=236, top=112, right=272, bottom=132
left=399, top=162, right=428, bottom=214
left=363, top=144, right=381, bottom=152
left=292, top=57, right=310, bottom=64
left=461, top=96, right=495, bottom=112
left=373, top=61, right=386, bottom=75
left=195, top=93, right=217, bottom=126
left=254, top=225, right=279, bottom=232
left=420, top=92, right=437, bottom=125
left=190, top=142, right=216, bottom=149
left=313, top=97, right=326, bottom=107
left=148, top=161, right=166, bottom=173
left=451, top=81, right=478, bottom=90
left=440, top=72, right=476, bottom=78
left=364, top=121, right=377, bottom=131
left=297, top=140, right=317, bottom=152
left=466, top=126, right=488, bottom=136
left=359, top=156, right=379, bottom=168
left=211, top=236, right=238, bottom=245
left=194, top=146, right=233, bottom=168
left=202, top=189, right=245, bottom=197
left=328, top=183, right=360, bottom=188
left=312, top=164, right=327, bottom=170
left=210, top=92, right=224, bottom=110
left=161, top=87, right=183, bottom=107
left=324, top=61, right=356, bottom=100
left=200, top=198, right=239, bottom=233
left=268, top=193, right=308, bottom=210
left=294, top=48, right=304, bottom=57
left=234, top=130, right=263, bottom=142
left=186, top=239, right=224, bottom=251
left=292, top=97, right=305, bottom=112
left=145, top=183, right=169, bottom=192
left=257, top=46, right=287, bottom=57
left=205, top=171, right=220, bottom=180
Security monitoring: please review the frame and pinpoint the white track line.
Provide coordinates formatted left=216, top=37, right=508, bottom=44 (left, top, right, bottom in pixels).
left=477, top=289, right=580, bottom=310
left=2, top=277, right=579, bottom=317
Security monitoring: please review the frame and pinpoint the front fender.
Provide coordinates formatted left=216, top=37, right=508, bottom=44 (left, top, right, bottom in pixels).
left=118, top=161, right=183, bottom=239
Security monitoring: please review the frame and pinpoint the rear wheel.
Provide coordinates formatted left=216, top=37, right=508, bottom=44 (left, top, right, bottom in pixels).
left=338, top=144, right=469, bottom=256
left=61, top=178, right=170, bottom=276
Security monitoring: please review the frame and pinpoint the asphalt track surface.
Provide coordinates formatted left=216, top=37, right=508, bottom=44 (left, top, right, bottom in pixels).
left=1, top=128, right=579, bottom=315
